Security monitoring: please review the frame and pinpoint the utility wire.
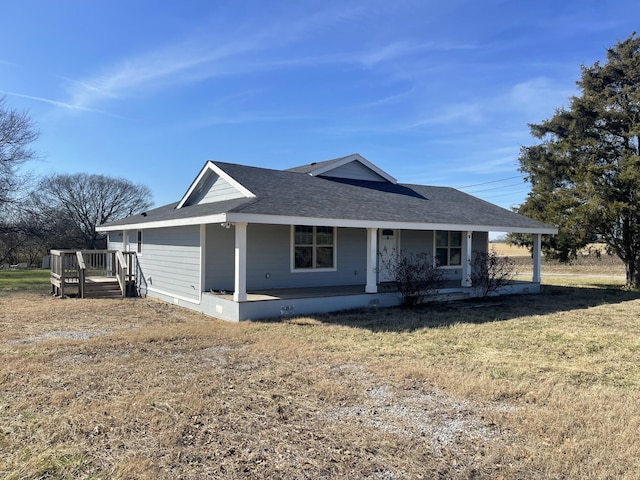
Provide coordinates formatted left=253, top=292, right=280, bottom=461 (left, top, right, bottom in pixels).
left=457, top=175, right=525, bottom=190
left=466, top=181, right=527, bottom=194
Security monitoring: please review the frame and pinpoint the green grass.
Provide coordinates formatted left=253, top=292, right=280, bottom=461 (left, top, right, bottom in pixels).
left=0, top=269, right=50, bottom=291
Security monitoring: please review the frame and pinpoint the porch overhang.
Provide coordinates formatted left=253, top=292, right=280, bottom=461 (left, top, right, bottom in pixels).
left=98, top=211, right=558, bottom=236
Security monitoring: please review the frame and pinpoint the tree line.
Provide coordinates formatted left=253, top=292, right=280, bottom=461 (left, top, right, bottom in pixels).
left=0, top=97, right=151, bottom=266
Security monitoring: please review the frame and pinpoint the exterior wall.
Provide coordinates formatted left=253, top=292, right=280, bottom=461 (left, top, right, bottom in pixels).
left=398, top=230, right=463, bottom=281
left=250, top=225, right=366, bottom=289
left=205, top=223, right=235, bottom=292
left=399, top=230, right=433, bottom=254
left=472, top=231, right=489, bottom=254
left=106, top=232, right=124, bottom=251
left=139, top=225, right=201, bottom=303
left=205, top=224, right=367, bottom=291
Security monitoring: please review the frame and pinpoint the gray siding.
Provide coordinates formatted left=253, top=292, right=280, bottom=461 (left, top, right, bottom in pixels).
left=399, top=230, right=433, bottom=254
left=205, top=223, right=235, bottom=292
left=205, top=224, right=367, bottom=291
left=472, top=231, right=489, bottom=254
left=201, top=226, right=489, bottom=294
left=187, top=171, right=244, bottom=206
left=320, top=161, right=387, bottom=182
left=107, top=232, right=123, bottom=251
left=139, top=226, right=201, bottom=302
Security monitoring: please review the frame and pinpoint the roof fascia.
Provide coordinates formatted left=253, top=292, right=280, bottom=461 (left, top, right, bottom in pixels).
left=97, top=212, right=557, bottom=235
left=176, top=161, right=255, bottom=209
left=309, top=154, right=398, bottom=184
left=96, top=213, right=228, bottom=232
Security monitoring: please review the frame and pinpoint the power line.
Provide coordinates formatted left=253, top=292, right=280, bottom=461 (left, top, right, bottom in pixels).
left=457, top=175, right=525, bottom=190
left=466, top=181, right=527, bottom=194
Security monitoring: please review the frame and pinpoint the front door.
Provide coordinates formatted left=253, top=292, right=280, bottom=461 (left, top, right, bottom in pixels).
left=378, top=229, right=398, bottom=282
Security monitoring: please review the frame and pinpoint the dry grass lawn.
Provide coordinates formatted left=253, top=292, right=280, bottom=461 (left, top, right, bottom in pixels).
left=1, top=271, right=639, bottom=479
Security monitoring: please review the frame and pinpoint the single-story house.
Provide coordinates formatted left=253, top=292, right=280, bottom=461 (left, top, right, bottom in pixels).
left=96, top=154, right=557, bottom=321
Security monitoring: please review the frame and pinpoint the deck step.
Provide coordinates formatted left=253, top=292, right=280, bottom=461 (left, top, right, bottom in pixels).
left=83, top=280, right=123, bottom=299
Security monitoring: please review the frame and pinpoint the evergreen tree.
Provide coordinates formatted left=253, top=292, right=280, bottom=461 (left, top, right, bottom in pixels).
left=517, top=33, right=640, bottom=287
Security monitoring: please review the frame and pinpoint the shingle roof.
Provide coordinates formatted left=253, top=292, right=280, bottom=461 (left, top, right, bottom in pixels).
left=100, top=161, right=555, bottom=233
left=285, top=154, right=354, bottom=174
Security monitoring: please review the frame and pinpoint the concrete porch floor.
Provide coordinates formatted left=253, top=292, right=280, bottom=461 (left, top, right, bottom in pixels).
left=206, top=280, right=492, bottom=302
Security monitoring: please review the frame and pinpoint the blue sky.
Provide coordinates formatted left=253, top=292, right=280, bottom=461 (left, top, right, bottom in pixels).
left=2, top=0, right=638, bottom=211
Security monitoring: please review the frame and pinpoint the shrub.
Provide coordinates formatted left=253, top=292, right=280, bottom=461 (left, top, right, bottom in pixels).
left=380, top=250, right=443, bottom=306
left=470, top=250, right=516, bottom=297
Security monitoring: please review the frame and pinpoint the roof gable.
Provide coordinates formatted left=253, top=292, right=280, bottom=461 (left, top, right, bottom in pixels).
left=177, top=161, right=255, bottom=209
left=288, top=153, right=397, bottom=184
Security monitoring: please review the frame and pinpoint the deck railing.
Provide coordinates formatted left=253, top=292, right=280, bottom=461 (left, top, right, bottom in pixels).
left=50, top=249, right=138, bottom=298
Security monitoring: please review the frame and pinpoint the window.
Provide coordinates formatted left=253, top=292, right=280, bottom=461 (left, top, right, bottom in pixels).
left=293, top=226, right=336, bottom=270
left=137, top=230, right=143, bottom=254
left=435, top=230, right=461, bottom=266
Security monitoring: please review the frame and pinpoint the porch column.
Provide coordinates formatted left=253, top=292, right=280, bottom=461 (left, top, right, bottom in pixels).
left=532, top=233, right=542, bottom=283
left=366, top=228, right=378, bottom=293
left=233, top=222, right=248, bottom=302
left=122, top=230, right=129, bottom=252
left=462, top=231, right=473, bottom=287
left=199, top=225, right=206, bottom=302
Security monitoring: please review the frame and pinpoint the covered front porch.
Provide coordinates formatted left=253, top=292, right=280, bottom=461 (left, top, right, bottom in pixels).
left=227, top=224, right=544, bottom=303
left=197, top=279, right=541, bottom=322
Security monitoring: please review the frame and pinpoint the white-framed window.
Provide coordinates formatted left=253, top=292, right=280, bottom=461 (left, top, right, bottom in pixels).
left=292, top=225, right=336, bottom=271
left=136, top=230, right=143, bottom=254
left=435, top=230, right=462, bottom=267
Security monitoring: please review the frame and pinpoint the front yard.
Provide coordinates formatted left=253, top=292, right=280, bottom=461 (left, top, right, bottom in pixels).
left=1, top=266, right=639, bottom=479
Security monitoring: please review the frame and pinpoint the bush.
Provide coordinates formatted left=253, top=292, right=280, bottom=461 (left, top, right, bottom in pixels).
left=470, top=250, right=516, bottom=297
left=380, top=250, right=443, bottom=306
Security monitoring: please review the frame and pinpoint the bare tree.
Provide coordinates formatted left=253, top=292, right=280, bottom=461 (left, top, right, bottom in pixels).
left=33, top=173, right=152, bottom=249
left=0, top=97, right=39, bottom=206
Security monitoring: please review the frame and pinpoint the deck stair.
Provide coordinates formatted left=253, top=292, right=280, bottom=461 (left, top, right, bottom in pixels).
left=83, top=278, right=124, bottom=298
left=50, top=250, right=139, bottom=299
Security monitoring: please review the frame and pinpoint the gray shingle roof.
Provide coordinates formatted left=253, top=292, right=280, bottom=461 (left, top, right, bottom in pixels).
left=285, top=154, right=355, bottom=174
left=100, top=161, right=555, bottom=232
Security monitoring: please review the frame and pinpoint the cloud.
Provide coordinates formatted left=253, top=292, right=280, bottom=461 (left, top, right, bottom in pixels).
left=0, top=90, right=122, bottom=117
left=502, top=77, right=575, bottom=117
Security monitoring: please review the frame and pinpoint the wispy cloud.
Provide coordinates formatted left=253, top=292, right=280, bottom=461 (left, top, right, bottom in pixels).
left=62, top=1, right=476, bottom=112
left=0, top=90, right=122, bottom=117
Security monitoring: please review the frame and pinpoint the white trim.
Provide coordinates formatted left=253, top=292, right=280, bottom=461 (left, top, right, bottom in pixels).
left=533, top=233, right=542, bottom=283
left=97, top=213, right=228, bottom=232
left=462, top=231, right=472, bottom=287
left=98, top=211, right=558, bottom=235
left=122, top=229, right=130, bottom=252
left=290, top=225, right=338, bottom=272
left=366, top=228, right=378, bottom=293
left=199, top=224, right=206, bottom=303
left=176, top=161, right=255, bottom=209
left=309, top=153, right=397, bottom=184
left=147, top=286, right=201, bottom=305
left=234, top=222, right=248, bottom=302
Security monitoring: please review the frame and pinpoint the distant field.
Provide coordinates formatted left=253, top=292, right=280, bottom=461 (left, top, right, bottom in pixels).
left=1, top=272, right=639, bottom=478
left=489, top=242, right=530, bottom=256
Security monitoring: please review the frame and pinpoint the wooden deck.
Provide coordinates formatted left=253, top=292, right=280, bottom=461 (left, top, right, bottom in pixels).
left=50, top=250, right=139, bottom=298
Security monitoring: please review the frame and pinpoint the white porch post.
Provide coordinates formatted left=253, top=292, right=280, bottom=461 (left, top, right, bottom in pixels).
left=233, top=222, right=248, bottom=302
left=462, top=231, right=473, bottom=287
left=199, top=224, right=206, bottom=303
left=366, top=228, right=378, bottom=293
left=122, top=230, right=129, bottom=251
left=533, top=233, right=542, bottom=283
